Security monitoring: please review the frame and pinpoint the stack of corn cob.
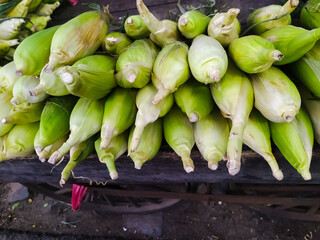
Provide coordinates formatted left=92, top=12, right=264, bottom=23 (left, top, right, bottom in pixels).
left=1, top=0, right=320, bottom=186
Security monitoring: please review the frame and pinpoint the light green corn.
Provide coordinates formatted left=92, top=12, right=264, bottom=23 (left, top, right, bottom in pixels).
left=228, top=35, right=283, bottom=74
left=14, top=25, right=59, bottom=76
left=27, top=0, right=42, bottom=12
left=136, top=0, right=179, bottom=47
left=261, top=25, right=320, bottom=65
left=0, top=61, right=20, bottom=93
left=270, top=107, right=313, bottom=180
left=44, top=10, right=111, bottom=72
left=33, top=1, right=60, bottom=16
left=57, top=55, right=117, bottom=99
left=100, top=87, right=137, bottom=149
left=0, top=121, right=39, bottom=161
left=152, top=41, right=190, bottom=105
left=249, top=66, right=301, bottom=123
left=164, top=105, right=195, bottom=173
left=48, top=98, right=104, bottom=164
left=188, top=34, right=228, bottom=84
left=116, top=39, right=159, bottom=89
left=0, top=18, right=25, bottom=40
left=60, top=135, right=96, bottom=186
left=0, top=39, right=19, bottom=59
left=25, top=14, right=51, bottom=33
left=174, top=79, right=214, bottom=122
left=210, top=60, right=254, bottom=176
left=178, top=10, right=210, bottom=39
left=128, top=118, right=162, bottom=169
left=243, top=109, right=283, bottom=181
left=124, top=15, right=150, bottom=39
left=0, top=92, right=14, bottom=136
left=129, top=84, right=173, bottom=154
left=95, top=132, right=128, bottom=180
left=11, top=75, right=49, bottom=105
left=208, top=8, right=241, bottom=47
left=6, top=0, right=33, bottom=18
left=300, top=0, right=320, bottom=29
left=194, top=108, right=229, bottom=170
left=101, top=32, right=132, bottom=55
left=247, top=0, right=299, bottom=35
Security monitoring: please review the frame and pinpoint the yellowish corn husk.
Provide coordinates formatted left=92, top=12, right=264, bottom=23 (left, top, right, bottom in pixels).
left=300, top=0, right=320, bottom=29
left=164, top=105, right=195, bottom=173
left=152, top=41, right=190, bottom=105
left=14, top=25, right=59, bottom=76
left=124, top=15, right=150, bottom=39
left=247, top=0, right=299, bottom=35
left=243, top=109, right=283, bottom=180
left=0, top=92, right=14, bottom=136
left=208, top=8, right=241, bottom=47
left=188, top=34, right=228, bottom=84
left=128, top=83, right=173, bottom=154
left=174, top=78, right=214, bottom=122
left=116, top=39, right=159, bottom=89
left=0, top=18, right=25, bottom=40
left=178, top=10, right=210, bottom=39
left=0, top=61, right=20, bottom=93
left=0, top=39, right=19, bottom=59
left=228, top=35, right=283, bottom=74
left=48, top=98, right=104, bottom=164
left=136, top=0, right=179, bottom=47
left=210, top=60, right=254, bottom=176
left=100, top=88, right=137, bottom=149
left=25, top=14, right=51, bottom=33
left=261, top=25, right=320, bottom=65
left=249, top=66, right=301, bottom=123
left=95, top=132, right=128, bottom=180
left=2, top=101, right=45, bottom=124
left=6, top=0, right=33, bottom=17
left=60, top=135, right=96, bottom=186
left=44, top=10, right=110, bottom=72
left=0, top=121, right=39, bottom=161
left=11, top=75, right=49, bottom=105
left=270, top=107, right=314, bottom=181
left=194, top=108, right=229, bottom=170
left=58, top=55, right=117, bottom=99
left=101, top=32, right=132, bottom=55
left=33, top=2, right=60, bottom=16
left=128, top=118, right=162, bottom=169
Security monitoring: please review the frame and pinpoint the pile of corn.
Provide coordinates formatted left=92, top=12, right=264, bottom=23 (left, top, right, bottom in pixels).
left=0, top=0, right=320, bottom=185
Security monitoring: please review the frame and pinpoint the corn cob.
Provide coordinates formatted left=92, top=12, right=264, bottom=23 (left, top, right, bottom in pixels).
left=6, top=0, right=33, bottom=18
left=124, top=15, right=150, bottom=39
left=178, top=10, right=210, bottom=39
left=101, top=32, right=132, bottom=55
left=0, top=18, right=25, bottom=40
left=33, top=1, right=60, bottom=16
left=300, top=0, right=320, bottom=29
left=25, top=14, right=51, bottom=33
left=0, top=92, right=14, bottom=136
left=0, top=61, right=20, bottom=93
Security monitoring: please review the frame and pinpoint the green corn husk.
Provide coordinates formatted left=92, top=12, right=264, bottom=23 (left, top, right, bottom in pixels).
left=58, top=55, right=117, bottom=99
left=174, top=78, right=214, bottom=122
left=228, top=35, right=283, bottom=74
left=101, top=32, right=132, bottom=55
left=152, top=41, right=190, bottom=105
left=247, top=0, right=299, bottom=35
left=3, top=47, right=15, bottom=61
left=34, top=95, right=77, bottom=156
left=100, top=87, right=137, bottom=149
left=129, top=83, right=173, bottom=154
left=128, top=118, right=162, bottom=169
left=210, top=60, right=254, bottom=175
left=0, top=122, right=39, bottom=161
left=188, top=34, right=228, bottom=84
left=33, top=1, right=60, bottom=16
left=194, top=108, right=229, bottom=170
left=25, top=14, right=51, bottom=33
left=0, top=18, right=25, bottom=40
left=116, top=39, right=159, bottom=89
left=48, top=98, right=104, bottom=164
left=60, top=135, right=96, bottom=186
left=270, top=107, right=314, bottom=181
left=261, top=25, right=320, bottom=65
left=243, top=109, right=283, bottom=181
left=95, top=132, right=128, bottom=180
left=11, top=75, right=49, bottom=105
left=289, top=40, right=320, bottom=97
left=6, top=0, right=32, bottom=18
left=249, top=66, right=301, bottom=123
left=164, top=105, right=195, bottom=173
left=136, top=0, right=179, bottom=47
left=28, top=0, right=41, bottom=12
left=0, top=61, right=20, bottom=93
left=44, top=10, right=111, bottom=73
left=2, top=101, right=45, bottom=124
left=0, top=39, right=19, bottom=59
left=178, top=10, right=211, bottom=39
left=0, top=92, right=14, bottom=136
left=207, top=8, right=241, bottom=47
left=124, top=15, right=150, bottom=39
left=14, top=25, right=59, bottom=76
left=300, top=0, right=320, bottom=29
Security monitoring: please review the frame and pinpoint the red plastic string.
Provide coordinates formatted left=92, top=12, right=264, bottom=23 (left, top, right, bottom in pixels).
left=68, top=0, right=79, bottom=6
left=71, top=184, right=87, bottom=211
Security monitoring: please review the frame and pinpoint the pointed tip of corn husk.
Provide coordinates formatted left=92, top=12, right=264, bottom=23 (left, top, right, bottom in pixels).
left=15, top=70, right=23, bottom=77
left=59, top=179, right=66, bottom=187
left=127, top=72, right=137, bottom=83
left=180, top=18, right=188, bottom=26
left=152, top=89, right=170, bottom=105
left=208, top=161, right=218, bottom=170
left=110, top=171, right=118, bottom=180
left=1, top=118, right=9, bottom=124
left=100, top=138, right=110, bottom=150
left=182, top=156, right=195, bottom=173
left=189, top=113, right=199, bottom=122
left=134, top=160, right=143, bottom=169
left=272, top=50, right=284, bottom=61
left=282, top=111, right=296, bottom=122
left=273, top=170, right=284, bottom=181
left=227, top=159, right=241, bottom=175
left=184, top=165, right=194, bottom=173
left=48, top=151, right=63, bottom=164
left=207, top=69, right=221, bottom=83
left=228, top=8, right=240, bottom=16
left=301, top=171, right=312, bottom=181
left=29, top=84, right=43, bottom=97
left=10, top=97, right=22, bottom=106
